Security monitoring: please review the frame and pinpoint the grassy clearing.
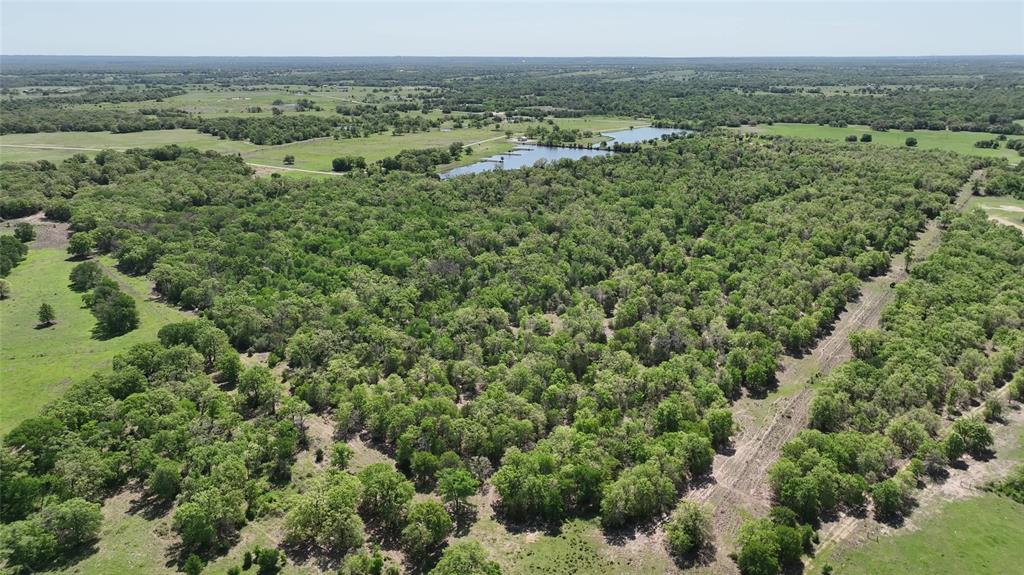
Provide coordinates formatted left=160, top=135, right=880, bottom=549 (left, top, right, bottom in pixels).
left=0, top=248, right=184, bottom=435
left=0, top=129, right=258, bottom=163
left=966, top=195, right=1024, bottom=226
left=748, top=123, right=1022, bottom=164
left=470, top=516, right=675, bottom=575
left=824, top=494, right=1024, bottom=575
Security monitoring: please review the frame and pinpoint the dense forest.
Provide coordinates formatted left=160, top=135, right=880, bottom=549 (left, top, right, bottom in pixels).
left=3, top=132, right=1004, bottom=573
left=2, top=54, right=1023, bottom=575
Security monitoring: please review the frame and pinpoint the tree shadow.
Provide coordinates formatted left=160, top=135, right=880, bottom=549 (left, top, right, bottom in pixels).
left=671, top=542, right=718, bottom=570
left=164, top=533, right=241, bottom=572
left=33, top=322, right=55, bottom=330
left=127, top=491, right=174, bottom=521
left=280, top=541, right=345, bottom=574
left=452, top=505, right=479, bottom=538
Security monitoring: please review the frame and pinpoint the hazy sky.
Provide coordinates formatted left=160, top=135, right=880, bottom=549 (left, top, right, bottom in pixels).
left=2, top=0, right=1021, bottom=57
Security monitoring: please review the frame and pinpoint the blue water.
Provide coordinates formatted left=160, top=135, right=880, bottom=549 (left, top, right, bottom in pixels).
left=440, top=126, right=686, bottom=179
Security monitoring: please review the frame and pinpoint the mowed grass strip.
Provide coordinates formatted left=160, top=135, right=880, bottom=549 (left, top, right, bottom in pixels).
left=827, top=494, right=1024, bottom=575
left=0, top=249, right=185, bottom=434
left=749, top=123, right=1022, bottom=164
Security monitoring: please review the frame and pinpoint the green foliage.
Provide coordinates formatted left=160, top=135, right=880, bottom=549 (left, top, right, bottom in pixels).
left=664, top=500, right=712, bottom=557
left=331, top=442, right=354, bottom=470
left=13, top=222, right=35, bottom=243
left=69, top=261, right=104, bottom=292
left=0, top=235, right=28, bottom=276
left=184, top=553, right=204, bottom=575
left=283, top=471, right=364, bottom=553
left=401, top=498, right=453, bottom=559
left=430, top=539, right=502, bottom=575
left=147, top=459, right=181, bottom=500
left=357, top=463, right=414, bottom=528
left=37, top=302, right=55, bottom=326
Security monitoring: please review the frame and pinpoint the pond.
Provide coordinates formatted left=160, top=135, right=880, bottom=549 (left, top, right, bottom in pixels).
left=440, top=126, right=686, bottom=179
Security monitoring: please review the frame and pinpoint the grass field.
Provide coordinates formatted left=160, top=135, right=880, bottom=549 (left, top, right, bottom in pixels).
left=0, top=114, right=648, bottom=175
left=966, top=195, right=1024, bottom=228
left=0, top=249, right=185, bottom=435
left=0, top=129, right=258, bottom=163
left=748, top=123, right=1022, bottom=164
left=823, top=494, right=1024, bottom=575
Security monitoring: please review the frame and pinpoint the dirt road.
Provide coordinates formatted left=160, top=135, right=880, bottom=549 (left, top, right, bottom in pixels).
left=688, top=170, right=984, bottom=573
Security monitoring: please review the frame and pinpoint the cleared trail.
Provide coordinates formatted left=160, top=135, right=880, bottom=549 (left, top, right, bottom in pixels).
left=689, top=170, right=983, bottom=573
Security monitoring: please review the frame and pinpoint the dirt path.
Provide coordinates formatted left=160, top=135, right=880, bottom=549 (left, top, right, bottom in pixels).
left=688, top=170, right=983, bottom=573
left=245, top=162, right=346, bottom=176
left=987, top=215, right=1024, bottom=233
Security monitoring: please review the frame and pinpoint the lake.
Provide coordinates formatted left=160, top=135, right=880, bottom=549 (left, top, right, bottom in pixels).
left=440, top=126, right=686, bottom=178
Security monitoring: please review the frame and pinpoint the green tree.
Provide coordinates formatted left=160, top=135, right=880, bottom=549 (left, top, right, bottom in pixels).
left=358, top=463, right=414, bottom=528
left=69, top=261, right=104, bottom=292
left=430, top=540, right=501, bottom=575
left=664, top=500, right=712, bottom=557
left=283, top=472, right=364, bottom=553
left=13, top=222, right=35, bottom=243
left=148, top=460, right=182, bottom=500
left=238, top=365, right=278, bottom=411
left=283, top=154, right=295, bottom=166
left=92, top=292, right=138, bottom=337
left=67, top=232, right=94, bottom=258
left=0, top=519, right=58, bottom=571
left=38, top=497, right=102, bottom=550
left=401, top=498, right=453, bottom=559
left=905, top=137, right=918, bottom=147
left=437, top=468, right=479, bottom=520
left=37, top=302, right=56, bottom=326
left=331, top=443, right=354, bottom=470
left=0, top=278, right=9, bottom=299
left=184, top=553, right=204, bottom=575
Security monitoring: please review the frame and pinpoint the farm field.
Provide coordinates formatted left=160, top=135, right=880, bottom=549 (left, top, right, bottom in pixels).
left=0, top=247, right=185, bottom=435
left=747, top=123, right=1022, bottom=163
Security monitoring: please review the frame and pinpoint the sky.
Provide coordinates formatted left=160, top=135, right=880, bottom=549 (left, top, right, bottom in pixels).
left=1, top=0, right=1021, bottom=58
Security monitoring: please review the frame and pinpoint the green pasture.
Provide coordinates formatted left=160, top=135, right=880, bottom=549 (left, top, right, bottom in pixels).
left=0, top=249, right=184, bottom=435
left=823, top=494, right=1024, bottom=575
left=0, top=129, right=258, bottom=163
left=749, top=123, right=1022, bottom=163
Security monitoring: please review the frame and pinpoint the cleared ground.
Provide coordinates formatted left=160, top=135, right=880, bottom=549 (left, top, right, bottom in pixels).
left=746, top=123, right=1022, bottom=164
left=966, top=195, right=1024, bottom=232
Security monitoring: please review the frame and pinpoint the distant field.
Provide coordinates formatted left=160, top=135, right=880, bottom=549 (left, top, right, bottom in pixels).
left=0, top=129, right=258, bottom=162
left=0, top=114, right=651, bottom=175
left=0, top=249, right=184, bottom=435
left=749, top=123, right=1022, bottom=164
left=241, top=126, right=512, bottom=171
left=826, top=494, right=1024, bottom=575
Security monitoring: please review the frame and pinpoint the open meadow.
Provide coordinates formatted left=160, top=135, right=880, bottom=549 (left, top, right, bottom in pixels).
left=747, top=123, right=1022, bottom=163
left=0, top=247, right=184, bottom=435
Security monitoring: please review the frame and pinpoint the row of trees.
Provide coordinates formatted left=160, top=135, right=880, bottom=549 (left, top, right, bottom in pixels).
left=734, top=211, right=1024, bottom=574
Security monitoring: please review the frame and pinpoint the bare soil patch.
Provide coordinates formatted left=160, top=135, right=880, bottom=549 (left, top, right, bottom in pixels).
left=1, top=212, right=69, bottom=249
